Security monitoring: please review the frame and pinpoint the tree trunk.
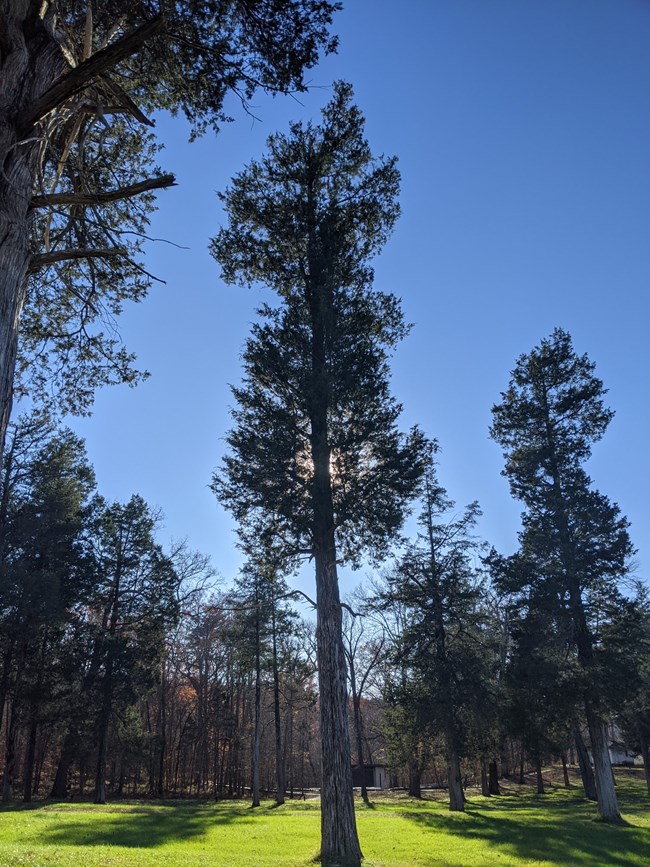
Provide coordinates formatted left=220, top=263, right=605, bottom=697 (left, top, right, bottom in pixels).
left=22, top=715, right=38, bottom=802
left=51, top=726, right=82, bottom=799
left=271, top=608, right=285, bottom=805
left=488, top=760, right=500, bottom=795
left=586, top=707, right=621, bottom=822
left=534, top=755, right=545, bottom=795
left=408, top=762, right=422, bottom=798
left=94, top=646, right=115, bottom=804
left=251, top=608, right=261, bottom=808
left=315, top=552, right=361, bottom=864
left=447, top=750, right=464, bottom=812
left=2, top=640, right=26, bottom=804
left=158, top=666, right=167, bottom=796
left=574, top=728, right=597, bottom=801
left=351, top=692, right=369, bottom=806
left=0, top=12, right=66, bottom=455
left=480, top=757, right=490, bottom=796
left=2, top=701, right=18, bottom=803
left=638, top=726, right=650, bottom=797
left=310, top=278, right=362, bottom=865
left=561, top=752, right=571, bottom=788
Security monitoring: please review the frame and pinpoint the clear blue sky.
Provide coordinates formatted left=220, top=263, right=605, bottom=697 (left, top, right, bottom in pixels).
left=68, top=0, right=649, bottom=589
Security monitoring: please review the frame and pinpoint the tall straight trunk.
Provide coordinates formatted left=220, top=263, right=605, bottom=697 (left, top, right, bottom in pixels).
left=271, top=609, right=285, bottom=805
left=22, top=714, right=38, bottom=802
left=287, top=700, right=294, bottom=798
left=2, top=700, right=18, bottom=802
left=638, top=726, right=650, bottom=797
left=480, top=757, right=490, bottom=797
left=51, top=728, right=78, bottom=798
left=447, top=749, right=464, bottom=811
left=534, top=755, right=545, bottom=795
left=574, top=729, right=597, bottom=801
left=519, top=748, right=525, bottom=784
left=0, top=644, right=14, bottom=737
left=251, top=607, right=261, bottom=808
left=408, top=762, right=422, bottom=798
left=351, top=685, right=369, bottom=805
left=315, top=551, right=361, bottom=865
left=94, top=657, right=113, bottom=804
left=23, top=631, right=47, bottom=802
left=158, top=665, right=167, bottom=796
left=2, top=640, right=26, bottom=803
left=309, top=270, right=362, bottom=866
left=488, top=760, right=500, bottom=795
left=561, top=752, right=571, bottom=788
left=425, top=486, right=464, bottom=814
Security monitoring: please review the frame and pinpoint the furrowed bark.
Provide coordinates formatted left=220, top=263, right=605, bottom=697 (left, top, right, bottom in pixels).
left=586, top=707, right=621, bottom=822
left=0, top=5, right=59, bottom=453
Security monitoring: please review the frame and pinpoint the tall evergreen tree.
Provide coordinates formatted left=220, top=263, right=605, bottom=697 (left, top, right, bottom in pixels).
left=490, top=328, right=635, bottom=822
left=211, top=82, right=427, bottom=865
left=87, top=495, right=180, bottom=804
left=384, top=457, right=487, bottom=811
left=0, top=418, right=95, bottom=801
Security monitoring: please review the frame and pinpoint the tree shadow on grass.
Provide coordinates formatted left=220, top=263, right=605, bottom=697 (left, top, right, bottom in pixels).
left=402, top=793, right=650, bottom=867
left=8, top=802, right=256, bottom=850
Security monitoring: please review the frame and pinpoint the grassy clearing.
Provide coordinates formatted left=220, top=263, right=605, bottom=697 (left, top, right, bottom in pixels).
left=0, top=772, right=648, bottom=866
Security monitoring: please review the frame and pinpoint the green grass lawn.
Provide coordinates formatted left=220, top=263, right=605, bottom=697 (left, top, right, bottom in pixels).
left=0, top=772, right=648, bottom=866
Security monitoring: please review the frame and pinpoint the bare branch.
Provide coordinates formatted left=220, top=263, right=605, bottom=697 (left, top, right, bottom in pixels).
left=17, top=15, right=165, bottom=136
left=287, top=589, right=317, bottom=610
left=31, top=173, right=176, bottom=209
left=341, top=601, right=363, bottom=618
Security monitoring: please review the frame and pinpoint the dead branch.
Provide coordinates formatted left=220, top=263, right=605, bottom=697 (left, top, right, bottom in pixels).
left=31, top=172, right=176, bottom=209
left=28, top=247, right=122, bottom=273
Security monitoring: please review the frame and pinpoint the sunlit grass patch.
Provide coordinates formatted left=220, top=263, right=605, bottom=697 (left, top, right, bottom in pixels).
left=0, top=772, right=648, bottom=866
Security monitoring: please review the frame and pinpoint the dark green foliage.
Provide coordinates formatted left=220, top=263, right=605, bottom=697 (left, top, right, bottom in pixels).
left=490, top=328, right=634, bottom=675
left=381, top=458, right=489, bottom=807
left=212, top=82, right=427, bottom=566
left=0, top=415, right=97, bottom=800
left=22, top=123, right=164, bottom=415
left=490, top=328, right=636, bottom=820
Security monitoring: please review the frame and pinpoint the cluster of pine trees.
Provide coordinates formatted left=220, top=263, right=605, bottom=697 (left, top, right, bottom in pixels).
left=0, top=417, right=324, bottom=805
